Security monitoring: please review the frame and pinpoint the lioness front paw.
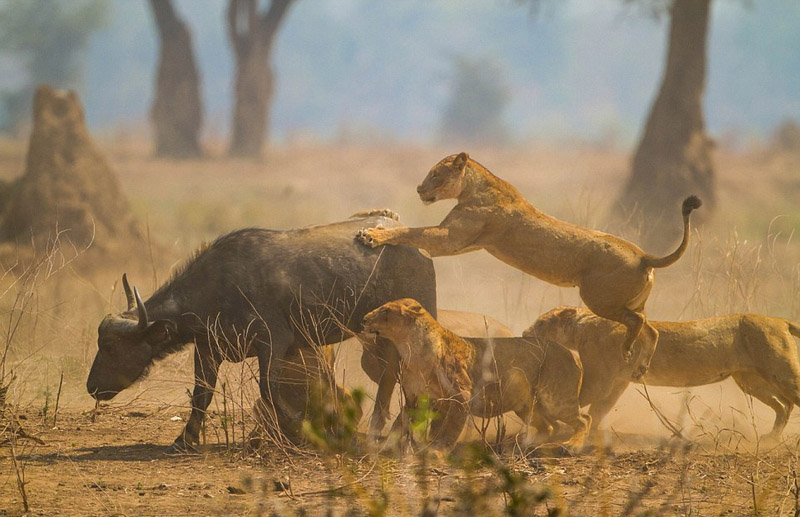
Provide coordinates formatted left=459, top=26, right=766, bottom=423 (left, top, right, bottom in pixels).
left=356, top=226, right=386, bottom=248
left=631, top=365, right=648, bottom=381
left=350, top=208, right=400, bottom=221
left=622, top=348, right=634, bottom=363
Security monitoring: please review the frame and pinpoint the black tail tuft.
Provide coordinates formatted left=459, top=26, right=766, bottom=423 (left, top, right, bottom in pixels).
left=682, top=195, right=702, bottom=216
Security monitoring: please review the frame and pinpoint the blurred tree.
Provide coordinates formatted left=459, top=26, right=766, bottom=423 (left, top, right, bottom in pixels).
left=148, top=0, right=203, bottom=158
left=613, top=0, right=715, bottom=249
left=439, top=55, right=511, bottom=146
left=227, top=0, right=295, bottom=158
left=771, top=119, right=800, bottom=154
left=0, top=0, right=108, bottom=134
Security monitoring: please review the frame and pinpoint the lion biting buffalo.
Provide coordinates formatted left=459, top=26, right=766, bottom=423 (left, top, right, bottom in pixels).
left=87, top=211, right=437, bottom=450
left=361, top=298, right=590, bottom=452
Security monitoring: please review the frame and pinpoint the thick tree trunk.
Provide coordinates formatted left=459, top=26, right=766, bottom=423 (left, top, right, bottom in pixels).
left=148, top=0, right=203, bottom=158
left=614, top=0, right=715, bottom=250
left=227, top=0, right=293, bottom=158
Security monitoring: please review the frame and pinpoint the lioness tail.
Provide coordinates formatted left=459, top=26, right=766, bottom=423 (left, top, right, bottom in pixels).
left=642, top=195, right=702, bottom=269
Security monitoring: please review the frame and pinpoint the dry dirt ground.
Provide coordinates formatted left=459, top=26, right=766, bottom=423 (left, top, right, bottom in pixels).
left=5, top=404, right=800, bottom=516
left=2, top=142, right=800, bottom=515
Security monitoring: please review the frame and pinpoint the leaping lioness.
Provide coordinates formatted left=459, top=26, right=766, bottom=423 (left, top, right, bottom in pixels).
left=357, top=152, right=701, bottom=378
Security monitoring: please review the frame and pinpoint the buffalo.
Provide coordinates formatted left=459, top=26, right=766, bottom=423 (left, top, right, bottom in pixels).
left=86, top=211, right=437, bottom=449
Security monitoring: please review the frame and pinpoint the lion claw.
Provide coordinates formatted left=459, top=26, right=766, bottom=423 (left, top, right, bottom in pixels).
left=622, top=349, right=634, bottom=363
left=356, top=228, right=376, bottom=247
left=631, top=365, right=648, bottom=381
left=350, top=208, right=400, bottom=221
left=357, top=226, right=385, bottom=248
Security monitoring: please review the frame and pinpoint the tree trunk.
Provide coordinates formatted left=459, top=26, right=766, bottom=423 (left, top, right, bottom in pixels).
left=614, top=0, right=715, bottom=251
left=148, top=0, right=203, bottom=158
left=227, top=0, right=294, bottom=158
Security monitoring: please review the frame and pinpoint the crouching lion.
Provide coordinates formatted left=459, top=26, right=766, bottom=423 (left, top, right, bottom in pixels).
left=362, top=298, right=590, bottom=452
left=357, top=152, right=701, bottom=380
left=526, top=306, right=800, bottom=441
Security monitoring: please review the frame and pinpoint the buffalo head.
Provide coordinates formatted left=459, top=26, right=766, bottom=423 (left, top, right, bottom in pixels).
left=86, top=275, right=177, bottom=400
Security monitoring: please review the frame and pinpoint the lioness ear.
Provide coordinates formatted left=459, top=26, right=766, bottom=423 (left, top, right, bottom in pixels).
left=399, top=300, right=424, bottom=318
left=144, top=320, right=177, bottom=346
left=558, top=307, right=578, bottom=321
left=453, top=152, right=469, bottom=170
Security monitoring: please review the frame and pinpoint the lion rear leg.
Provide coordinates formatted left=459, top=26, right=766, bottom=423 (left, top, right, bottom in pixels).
left=588, top=306, right=658, bottom=380
left=733, top=372, right=794, bottom=442
left=634, top=320, right=659, bottom=380
left=515, top=405, right=553, bottom=446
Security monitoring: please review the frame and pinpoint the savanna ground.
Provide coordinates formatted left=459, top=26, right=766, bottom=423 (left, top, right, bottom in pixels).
left=1, top=138, right=800, bottom=515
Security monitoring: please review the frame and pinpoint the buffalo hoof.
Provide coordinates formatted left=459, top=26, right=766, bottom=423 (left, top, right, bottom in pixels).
left=167, top=435, right=199, bottom=455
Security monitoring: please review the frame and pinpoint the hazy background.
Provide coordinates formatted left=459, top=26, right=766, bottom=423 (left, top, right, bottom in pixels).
left=2, top=0, right=798, bottom=148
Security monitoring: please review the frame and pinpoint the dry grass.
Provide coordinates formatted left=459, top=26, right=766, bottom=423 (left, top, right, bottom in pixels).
left=1, top=139, right=800, bottom=514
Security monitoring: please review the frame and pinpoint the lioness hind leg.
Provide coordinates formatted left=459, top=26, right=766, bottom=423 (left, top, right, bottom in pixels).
left=635, top=321, right=659, bottom=380
left=732, top=372, right=793, bottom=441
left=588, top=306, right=656, bottom=380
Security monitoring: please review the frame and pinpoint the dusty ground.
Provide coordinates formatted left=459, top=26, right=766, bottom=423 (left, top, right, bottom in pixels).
left=5, top=404, right=800, bottom=516
left=1, top=142, right=800, bottom=515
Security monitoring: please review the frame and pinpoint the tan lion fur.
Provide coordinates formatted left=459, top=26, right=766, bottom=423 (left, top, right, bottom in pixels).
left=357, top=152, right=701, bottom=379
left=362, top=298, right=590, bottom=451
left=358, top=308, right=513, bottom=437
left=526, top=306, right=800, bottom=441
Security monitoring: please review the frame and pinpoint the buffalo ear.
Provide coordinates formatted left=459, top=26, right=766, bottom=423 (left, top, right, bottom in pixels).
left=144, top=320, right=177, bottom=346
left=453, top=152, right=469, bottom=170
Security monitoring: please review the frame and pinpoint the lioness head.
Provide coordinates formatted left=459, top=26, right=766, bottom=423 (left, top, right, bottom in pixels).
left=362, top=298, right=426, bottom=338
left=362, top=298, right=431, bottom=359
left=416, top=152, right=470, bottom=204
left=524, top=307, right=580, bottom=344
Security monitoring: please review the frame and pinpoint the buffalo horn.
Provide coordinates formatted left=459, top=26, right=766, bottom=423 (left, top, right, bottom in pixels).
left=134, top=287, right=149, bottom=330
left=122, top=274, right=135, bottom=311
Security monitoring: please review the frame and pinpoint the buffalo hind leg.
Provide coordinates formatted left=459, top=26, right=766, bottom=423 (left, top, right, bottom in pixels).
left=360, top=336, right=401, bottom=437
left=253, top=335, right=304, bottom=446
left=172, top=345, right=219, bottom=452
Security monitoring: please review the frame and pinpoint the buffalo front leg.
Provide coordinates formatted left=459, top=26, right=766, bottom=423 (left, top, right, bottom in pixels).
left=171, top=345, right=219, bottom=452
